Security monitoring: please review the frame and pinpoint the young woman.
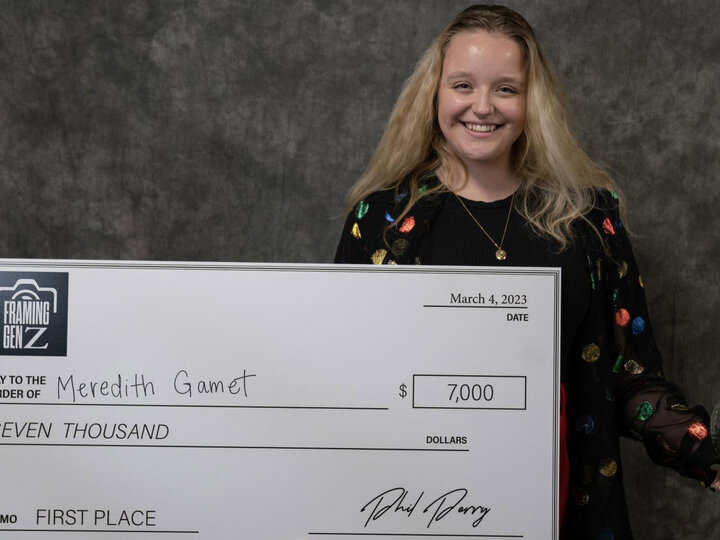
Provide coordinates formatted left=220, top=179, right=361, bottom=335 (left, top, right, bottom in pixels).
left=335, top=4, right=719, bottom=539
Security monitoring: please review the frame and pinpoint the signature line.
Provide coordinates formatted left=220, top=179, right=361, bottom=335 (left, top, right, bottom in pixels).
left=308, top=533, right=523, bottom=538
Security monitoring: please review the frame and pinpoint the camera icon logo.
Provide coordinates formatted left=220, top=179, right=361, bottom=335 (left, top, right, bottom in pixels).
left=0, top=272, right=68, bottom=356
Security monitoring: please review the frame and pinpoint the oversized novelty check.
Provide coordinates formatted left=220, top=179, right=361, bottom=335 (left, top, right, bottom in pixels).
left=0, top=260, right=560, bottom=540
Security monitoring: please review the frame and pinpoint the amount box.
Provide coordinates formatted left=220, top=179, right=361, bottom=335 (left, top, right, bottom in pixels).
left=412, top=374, right=527, bottom=410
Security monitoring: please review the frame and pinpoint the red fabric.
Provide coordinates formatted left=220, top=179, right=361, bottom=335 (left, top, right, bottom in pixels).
left=559, top=383, right=570, bottom=540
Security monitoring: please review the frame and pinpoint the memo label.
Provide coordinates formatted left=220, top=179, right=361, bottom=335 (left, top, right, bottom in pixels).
left=0, top=272, right=69, bottom=356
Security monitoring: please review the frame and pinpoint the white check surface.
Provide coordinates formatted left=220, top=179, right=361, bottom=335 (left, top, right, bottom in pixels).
left=0, top=261, right=560, bottom=540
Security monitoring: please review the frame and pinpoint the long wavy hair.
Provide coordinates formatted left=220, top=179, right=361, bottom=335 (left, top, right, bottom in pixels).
left=345, top=4, right=620, bottom=248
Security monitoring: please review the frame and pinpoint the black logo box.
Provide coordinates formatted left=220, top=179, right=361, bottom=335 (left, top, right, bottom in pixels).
left=0, top=271, right=68, bottom=356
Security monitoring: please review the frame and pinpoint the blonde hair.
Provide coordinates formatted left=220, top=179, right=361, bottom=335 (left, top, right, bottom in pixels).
left=345, top=4, right=620, bottom=248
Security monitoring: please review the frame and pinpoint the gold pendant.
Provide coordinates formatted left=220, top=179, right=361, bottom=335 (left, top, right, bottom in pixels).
left=495, top=249, right=507, bottom=261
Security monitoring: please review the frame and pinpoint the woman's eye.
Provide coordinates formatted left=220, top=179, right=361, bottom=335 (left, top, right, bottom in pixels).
left=453, top=82, right=471, bottom=90
left=498, top=86, right=517, bottom=94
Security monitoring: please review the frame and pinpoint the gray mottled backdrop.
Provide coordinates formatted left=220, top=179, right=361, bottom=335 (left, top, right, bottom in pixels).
left=1, top=0, right=718, bottom=537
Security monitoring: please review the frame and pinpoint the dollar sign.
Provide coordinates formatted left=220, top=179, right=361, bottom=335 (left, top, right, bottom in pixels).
left=398, top=383, right=407, bottom=399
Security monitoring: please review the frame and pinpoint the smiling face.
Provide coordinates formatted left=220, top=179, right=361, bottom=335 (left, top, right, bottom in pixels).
left=437, top=30, right=528, bottom=174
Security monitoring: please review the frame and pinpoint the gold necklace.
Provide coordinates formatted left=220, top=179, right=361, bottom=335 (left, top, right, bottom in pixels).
left=454, top=192, right=515, bottom=261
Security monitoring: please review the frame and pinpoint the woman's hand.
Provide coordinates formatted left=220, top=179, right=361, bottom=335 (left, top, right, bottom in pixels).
left=712, top=472, right=720, bottom=491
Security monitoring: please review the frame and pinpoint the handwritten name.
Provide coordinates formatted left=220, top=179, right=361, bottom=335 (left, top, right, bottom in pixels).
left=361, top=487, right=491, bottom=529
left=57, top=373, right=155, bottom=402
left=56, top=370, right=257, bottom=402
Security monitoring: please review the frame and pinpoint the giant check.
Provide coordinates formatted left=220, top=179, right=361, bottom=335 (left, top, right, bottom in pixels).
left=0, top=260, right=560, bottom=539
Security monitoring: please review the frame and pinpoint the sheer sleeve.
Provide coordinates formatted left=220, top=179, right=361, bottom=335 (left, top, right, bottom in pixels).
left=334, top=190, right=408, bottom=265
left=601, top=193, right=718, bottom=486
left=334, top=210, right=367, bottom=264
left=333, top=199, right=380, bottom=265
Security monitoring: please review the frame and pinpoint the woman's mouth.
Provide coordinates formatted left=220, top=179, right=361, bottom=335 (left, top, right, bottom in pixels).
left=462, top=122, right=499, bottom=133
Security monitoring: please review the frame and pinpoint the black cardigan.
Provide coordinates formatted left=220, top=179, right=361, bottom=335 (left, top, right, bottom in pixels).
left=335, top=182, right=718, bottom=540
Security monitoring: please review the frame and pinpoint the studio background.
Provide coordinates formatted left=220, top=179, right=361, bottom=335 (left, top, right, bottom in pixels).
left=1, top=0, right=718, bottom=538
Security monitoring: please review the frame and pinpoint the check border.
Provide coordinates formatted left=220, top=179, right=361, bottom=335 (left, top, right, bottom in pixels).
left=0, top=259, right=561, bottom=540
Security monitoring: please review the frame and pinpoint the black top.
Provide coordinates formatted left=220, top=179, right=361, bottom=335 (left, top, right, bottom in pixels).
left=335, top=181, right=719, bottom=540
left=430, top=193, right=589, bottom=380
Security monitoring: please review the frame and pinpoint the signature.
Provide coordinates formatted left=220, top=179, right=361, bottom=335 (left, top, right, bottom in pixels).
left=361, top=487, right=491, bottom=528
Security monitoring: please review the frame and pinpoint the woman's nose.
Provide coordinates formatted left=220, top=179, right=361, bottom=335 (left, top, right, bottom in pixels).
left=471, top=92, right=494, bottom=116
